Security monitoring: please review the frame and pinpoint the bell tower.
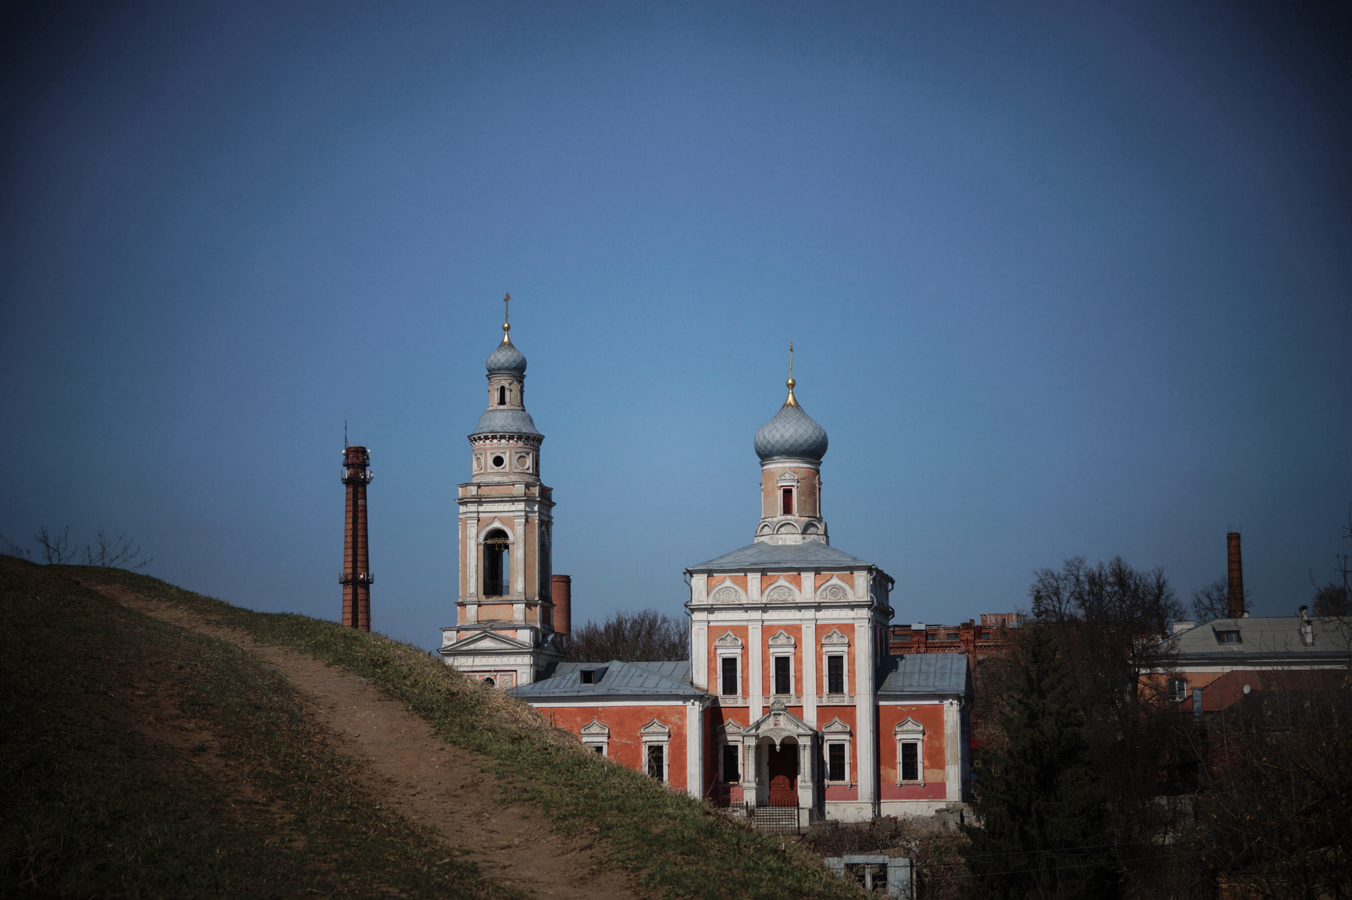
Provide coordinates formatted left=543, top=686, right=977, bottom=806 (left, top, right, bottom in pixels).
left=439, top=295, right=564, bottom=688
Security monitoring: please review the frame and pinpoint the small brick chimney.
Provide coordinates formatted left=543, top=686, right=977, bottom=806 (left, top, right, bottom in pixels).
left=1226, top=532, right=1244, bottom=619
left=551, top=574, right=572, bottom=636
left=340, top=445, right=373, bottom=632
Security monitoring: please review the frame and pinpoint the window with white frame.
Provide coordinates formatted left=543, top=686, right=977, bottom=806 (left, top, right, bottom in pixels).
left=641, top=718, right=670, bottom=783
left=895, top=718, right=924, bottom=784
left=822, top=718, right=852, bottom=784
left=716, top=631, right=743, bottom=697
left=580, top=718, right=609, bottom=757
left=821, top=629, right=850, bottom=698
left=720, top=743, right=740, bottom=783
left=768, top=630, right=796, bottom=697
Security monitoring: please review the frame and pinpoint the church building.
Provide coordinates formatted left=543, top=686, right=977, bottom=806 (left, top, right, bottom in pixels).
left=442, top=308, right=970, bottom=823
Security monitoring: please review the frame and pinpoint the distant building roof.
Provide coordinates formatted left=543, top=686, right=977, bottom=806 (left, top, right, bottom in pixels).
left=877, top=654, right=970, bottom=698
left=510, top=659, right=707, bottom=701
left=687, top=541, right=876, bottom=572
left=1157, top=615, right=1352, bottom=668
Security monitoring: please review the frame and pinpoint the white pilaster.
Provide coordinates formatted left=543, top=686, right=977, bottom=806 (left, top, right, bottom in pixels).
left=856, top=613, right=876, bottom=813
left=749, top=621, right=763, bottom=720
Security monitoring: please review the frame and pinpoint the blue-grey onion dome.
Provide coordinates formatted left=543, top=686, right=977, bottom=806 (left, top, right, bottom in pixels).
left=486, top=337, right=527, bottom=375
left=755, top=396, right=828, bottom=462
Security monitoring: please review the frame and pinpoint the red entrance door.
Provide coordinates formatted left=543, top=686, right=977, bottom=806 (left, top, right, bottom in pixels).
left=766, top=742, right=798, bottom=807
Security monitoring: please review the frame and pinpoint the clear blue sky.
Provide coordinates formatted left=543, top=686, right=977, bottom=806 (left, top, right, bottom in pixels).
left=3, top=1, right=1349, bottom=651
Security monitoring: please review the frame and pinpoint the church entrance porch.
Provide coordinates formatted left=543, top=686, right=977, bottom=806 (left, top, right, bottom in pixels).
left=738, top=701, right=817, bottom=823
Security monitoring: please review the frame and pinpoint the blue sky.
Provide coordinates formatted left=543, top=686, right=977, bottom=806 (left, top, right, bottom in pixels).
left=2, top=0, right=1349, bottom=651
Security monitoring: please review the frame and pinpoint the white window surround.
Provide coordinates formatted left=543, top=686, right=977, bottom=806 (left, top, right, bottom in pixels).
left=581, top=717, right=610, bottom=757
left=641, top=718, right=671, bottom=783
left=820, top=629, right=850, bottom=700
left=716, top=631, right=744, bottom=697
left=895, top=717, right=925, bottom=785
left=1167, top=677, right=1187, bottom=703
left=822, top=717, right=853, bottom=784
left=768, top=629, right=796, bottom=697
left=716, top=722, right=744, bottom=783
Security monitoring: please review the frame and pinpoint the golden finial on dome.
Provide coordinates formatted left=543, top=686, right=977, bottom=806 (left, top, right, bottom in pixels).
left=501, top=292, right=511, bottom=342
left=786, top=341, right=798, bottom=406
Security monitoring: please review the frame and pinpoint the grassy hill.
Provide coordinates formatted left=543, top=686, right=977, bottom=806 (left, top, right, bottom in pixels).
left=0, top=557, right=858, bottom=899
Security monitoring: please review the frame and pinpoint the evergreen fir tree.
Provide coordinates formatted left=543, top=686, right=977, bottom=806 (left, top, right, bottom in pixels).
left=960, top=629, right=1118, bottom=900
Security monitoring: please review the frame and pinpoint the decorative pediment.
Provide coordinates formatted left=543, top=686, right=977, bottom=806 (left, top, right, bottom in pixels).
left=822, top=717, right=852, bottom=736
left=442, top=630, right=532, bottom=653
left=763, top=578, right=799, bottom=602
left=715, top=630, right=744, bottom=649
left=716, top=720, right=745, bottom=736
left=710, top=581, right=746, bottom=604
left=817, top=578, right=852, bottom=602
left=895, top=717, right=925, bottom=738
left=768, top=629, right=797, bottom=648
left=581, top=718, right=610, bottom=737
left=776, top=469, right=800, bottom=485
left=743, top=699, right=815, bottom=750
left=821, top=628, right=850, bottom=647
left=640, top=718, right=671, bottom=737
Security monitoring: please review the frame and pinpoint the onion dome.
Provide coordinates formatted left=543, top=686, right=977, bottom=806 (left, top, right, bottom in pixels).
left=486, top=334, right=527, bottom=375
left=754, top=376, right=828, bottom=462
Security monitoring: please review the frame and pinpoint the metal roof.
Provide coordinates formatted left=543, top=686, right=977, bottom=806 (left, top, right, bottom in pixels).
left=469, top=408, right=542, bottom=438
left=755, top=399, right=828, bottom=462
left=485, top=338, right=527, bottom=375
left=687, top=540, right=875, bottom=572
left=877, top=654, right=970, bottom=697
left=510, top=659, right=707, bottom=700
left=1158, top=615, right=1352, bottom=666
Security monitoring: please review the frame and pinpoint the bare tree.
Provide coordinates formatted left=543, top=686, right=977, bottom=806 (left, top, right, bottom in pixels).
left=33, top=526, right=75, bottom=565
left=82, top=530, right=151, bottom=570
left=1311, top=502, right=1352, bottom=617
left=568, top=609, right=686, bottom=662
left=0, top=533, right=31, bottom=560
left=1191, top=577, right=1252, bottom=623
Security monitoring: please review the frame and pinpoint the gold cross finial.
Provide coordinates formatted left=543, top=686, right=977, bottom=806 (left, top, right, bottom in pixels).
left=786, top=341, right=798, bottom=406
left=502, top=292, right=511, bottom=342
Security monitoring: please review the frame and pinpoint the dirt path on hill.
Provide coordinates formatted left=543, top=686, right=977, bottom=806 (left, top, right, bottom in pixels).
left=76, top=579, right=642, bottom=900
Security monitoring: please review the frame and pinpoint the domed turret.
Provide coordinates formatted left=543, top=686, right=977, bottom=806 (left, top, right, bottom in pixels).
left=754, top=377, right=828, bottom=462
left=486, top=326, right=527, bottom=376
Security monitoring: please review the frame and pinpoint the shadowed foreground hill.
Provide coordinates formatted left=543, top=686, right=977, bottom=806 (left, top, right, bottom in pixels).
left=0, top=558, right=858, bottom=900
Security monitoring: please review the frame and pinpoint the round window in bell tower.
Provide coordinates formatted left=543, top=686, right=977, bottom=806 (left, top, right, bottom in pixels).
left=491, top=454, right=506, bottom=469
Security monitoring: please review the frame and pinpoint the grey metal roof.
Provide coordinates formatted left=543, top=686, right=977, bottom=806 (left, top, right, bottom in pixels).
left=755, top=399, right=828, bottom=462
left=1159, top=615, right=1351, bottom=665
left=687, top=540, right=874, bottom=572
left=485, top=337, right=527, bottom=375
left=469, top=408, right=542, bottom=438
left=510, top=659, right=707, bottom=700
left=877, top=654, right=970, bottom=697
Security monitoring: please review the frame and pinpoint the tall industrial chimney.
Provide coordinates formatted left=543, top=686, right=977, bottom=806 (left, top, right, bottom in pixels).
left=1226, top=531, right=1244, bottom=619
left=340, top=445, right=373, bottom=631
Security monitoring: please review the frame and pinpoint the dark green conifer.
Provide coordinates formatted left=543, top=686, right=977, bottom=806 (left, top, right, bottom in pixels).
left=960, top=629, right=1117, bottom=900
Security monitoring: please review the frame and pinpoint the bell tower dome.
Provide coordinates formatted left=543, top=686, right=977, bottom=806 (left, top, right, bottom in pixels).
left=753, top=343, right=829, bottom=545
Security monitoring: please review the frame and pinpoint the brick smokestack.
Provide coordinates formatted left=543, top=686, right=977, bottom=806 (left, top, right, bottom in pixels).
left=551, top=574, right=572, bottom=636
left=1226, top=531, right=1244, bottom=619
left=340, top=445, right=373, bottom=631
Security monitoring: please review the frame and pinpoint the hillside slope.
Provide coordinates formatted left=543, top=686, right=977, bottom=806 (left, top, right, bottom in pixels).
left=0, top=558, right=859, bottom=900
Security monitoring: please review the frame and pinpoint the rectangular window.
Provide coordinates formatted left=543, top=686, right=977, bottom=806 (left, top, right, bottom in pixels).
left=721, top=656, right=738, bottom=695
left=782, top=487, right=794, bottom=515
left=1168, top=677, right=1187, bottom=702
left=826, top=655, right=845, bottom=695
left=646, top=744, right=665, bottom=781
left=827, top=743, right=847, bottom=782
left=721, top=744, right=739, bottom=782
left=900, top=742, right=919, bottom=782
left=774, top=655, right=791, bottom=695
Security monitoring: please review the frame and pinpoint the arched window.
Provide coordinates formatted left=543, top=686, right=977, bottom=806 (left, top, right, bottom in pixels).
left=498, top=385, right=507, bottom=405
left=483, top=529, right=509, bottom=596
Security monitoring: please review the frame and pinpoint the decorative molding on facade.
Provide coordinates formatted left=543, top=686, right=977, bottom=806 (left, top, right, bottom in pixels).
left=763, top=579, right=799, bottom=602
left=581, top=718, right=610, bottom=737
left=776, top=469, right=800, bottom=485
left=715, top=720, right=745, bottom=737
left=817, top=579, right=852, bottom=603
left=894, top=717, right=925, bottom=737
left=715, top=630, right=744, bottom=649
left=640, top=718, right=671, bottom=737
left=768, top=629, right=797, bottom=648
left=710, top=583, right=747, bottom=604
left=821, top=628, right=850, bottom=646
left=822, top=717, right=852, bottom=736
